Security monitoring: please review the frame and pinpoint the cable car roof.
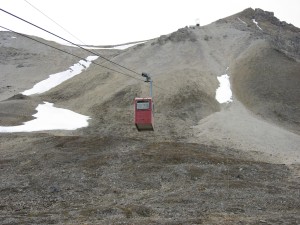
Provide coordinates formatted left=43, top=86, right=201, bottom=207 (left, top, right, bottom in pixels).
left=134, top=97, right=152, bottom=100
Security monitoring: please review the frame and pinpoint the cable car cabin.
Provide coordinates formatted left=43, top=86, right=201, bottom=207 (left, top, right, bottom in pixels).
left=134, top=97, right=154, bottom=131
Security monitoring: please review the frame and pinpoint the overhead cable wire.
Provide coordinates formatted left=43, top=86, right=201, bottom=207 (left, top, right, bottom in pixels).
left=22, top=0, right=146, bottom=81
left=0, top=7, right=141, bottom=77
left=0, top=25, right=144, bottom=82
left=1, top=25, right=166, bottom=92
left=23, top=0, right=86, bottom=45
left=0, top=8, right=167, bottom=92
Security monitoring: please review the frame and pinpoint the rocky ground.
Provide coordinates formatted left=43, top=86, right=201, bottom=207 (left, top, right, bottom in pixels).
left=0, top=134, right=299, bottom=224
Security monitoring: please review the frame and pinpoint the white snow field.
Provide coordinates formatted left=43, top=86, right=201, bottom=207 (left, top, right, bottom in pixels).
left=252, top=19, right=263, bottom=30
left=215, top=74, right=233, bottom=104
left=0, top=102, right=90, bottom=132
left=22, top=56, right=98, bottom=95
left=82, top=41, right=147, bottom=50
left=0, top=56, right=97, bottom=132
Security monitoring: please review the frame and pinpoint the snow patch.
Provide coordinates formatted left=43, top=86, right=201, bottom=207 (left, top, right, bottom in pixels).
left=1, top=56, right=97, bottom=132
left=113, top=42, right=146, bottom=50
left=252, top=19, right=263, bottom=31
left=238, top=17, right=247, bottom=25
left=11, top=36, right=17, bottom=39
left=0, top=102, right=90, bottom=132
left=82, top=41, right=146, bottom=50
left=215, top=74, right=233, bottom=104
left=22, top=56, right=98, bottom=95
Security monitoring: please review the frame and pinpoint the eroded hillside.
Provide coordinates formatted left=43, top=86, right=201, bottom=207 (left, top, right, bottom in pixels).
left=31, top=9, right=299, bottom=154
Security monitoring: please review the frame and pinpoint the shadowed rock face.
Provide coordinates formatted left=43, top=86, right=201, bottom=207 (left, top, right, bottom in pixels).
left=229, top=8, right=300, bottom=60
left=232, top=42, right=300, bottom=134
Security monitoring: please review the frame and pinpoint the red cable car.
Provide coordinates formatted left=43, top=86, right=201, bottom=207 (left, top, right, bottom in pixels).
left=134, top=72, right=154, bottom=131
left=134, top=97, right=154, bottom=131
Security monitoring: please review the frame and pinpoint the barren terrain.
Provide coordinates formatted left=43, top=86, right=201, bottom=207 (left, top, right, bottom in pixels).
left=0, top=8, right=299, bottom=224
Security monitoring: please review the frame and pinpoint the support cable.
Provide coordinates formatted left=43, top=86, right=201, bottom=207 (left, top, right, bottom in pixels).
left=0, top=7, right=167, bottom=92
left=0, top=25, right=144, bottom=82
left=23, top=0, right=86, bottom=45
left=0, top=8, right=141, bottom=76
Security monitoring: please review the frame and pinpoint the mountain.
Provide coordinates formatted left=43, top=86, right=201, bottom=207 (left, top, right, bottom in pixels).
left=36, top=8, right=299, bottom=161
left=0, top=8, right=299, bottom=224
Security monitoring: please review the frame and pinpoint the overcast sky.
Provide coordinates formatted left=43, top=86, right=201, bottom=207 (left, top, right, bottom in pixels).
left=0, top=0, right=299, bottom=45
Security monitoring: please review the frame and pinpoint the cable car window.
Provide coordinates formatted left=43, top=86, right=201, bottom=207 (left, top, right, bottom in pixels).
left=137, top=101, right=150, bottom=110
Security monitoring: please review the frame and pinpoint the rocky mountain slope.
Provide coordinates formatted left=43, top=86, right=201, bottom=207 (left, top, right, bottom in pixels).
left=0, top=8, right=299, bottom=224
left=36, top=8, right=300, bottom=163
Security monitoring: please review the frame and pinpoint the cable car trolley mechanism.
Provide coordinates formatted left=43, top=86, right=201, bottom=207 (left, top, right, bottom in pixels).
left=134, top=73, right=154, bottom=131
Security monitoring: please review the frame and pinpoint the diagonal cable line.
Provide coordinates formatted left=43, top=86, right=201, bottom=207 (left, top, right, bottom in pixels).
left=23, top=0, right=86, bottom=45
left=0, top=7, right=167, bottom=92
left=0, top=7, right=141, bottom=77
left=0, top=25, right=144, bottom=82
